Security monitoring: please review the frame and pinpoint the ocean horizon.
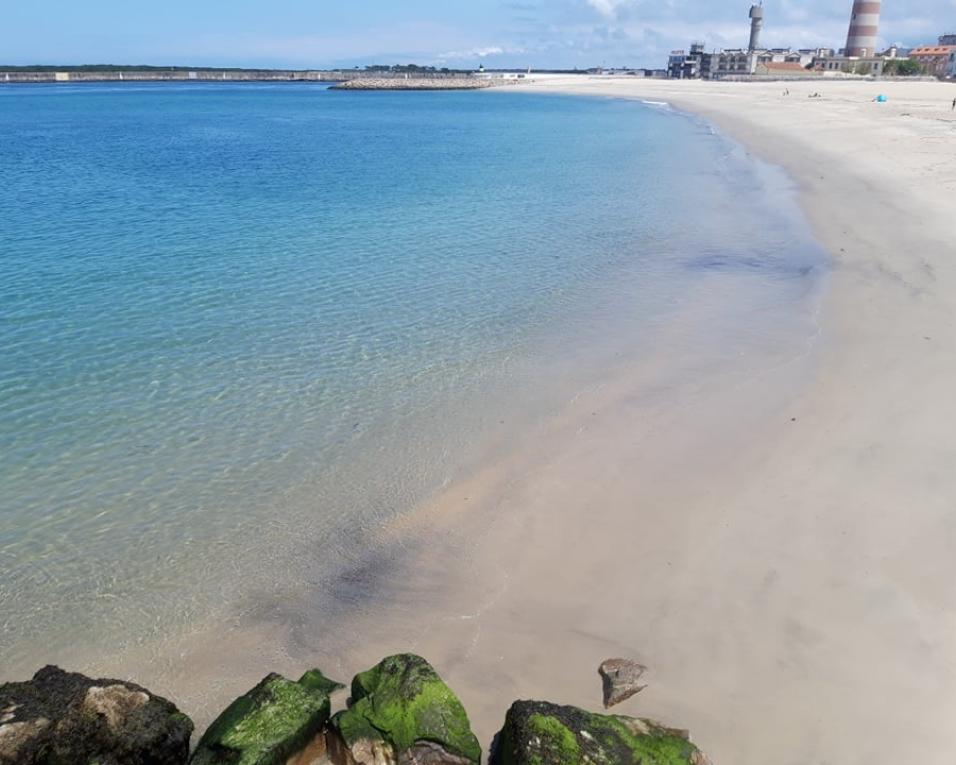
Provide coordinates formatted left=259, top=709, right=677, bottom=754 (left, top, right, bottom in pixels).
left=0, top=82, right=826, bottom=684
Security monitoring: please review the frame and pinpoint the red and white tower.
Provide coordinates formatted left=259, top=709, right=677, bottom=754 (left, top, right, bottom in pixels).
left=844, top=0, right=882, bottom=57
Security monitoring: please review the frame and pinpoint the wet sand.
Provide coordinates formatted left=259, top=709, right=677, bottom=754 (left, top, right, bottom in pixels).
left=329, top=78, right=956, bottom=763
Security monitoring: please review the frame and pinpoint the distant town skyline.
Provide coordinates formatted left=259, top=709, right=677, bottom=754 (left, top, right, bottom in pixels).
left=1, top=0, right=953, bottom=70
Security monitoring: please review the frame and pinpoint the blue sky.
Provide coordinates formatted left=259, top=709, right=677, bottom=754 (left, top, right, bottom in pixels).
left=2, top=1, right=954, bottom=69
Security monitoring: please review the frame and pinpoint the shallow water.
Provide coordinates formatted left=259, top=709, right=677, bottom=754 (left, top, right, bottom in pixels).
left=0, top=83, right=825, bottom=677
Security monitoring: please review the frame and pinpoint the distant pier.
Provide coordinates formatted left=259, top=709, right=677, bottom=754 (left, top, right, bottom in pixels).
left=0, top=68, right=501, bottom=86
left=331, top=77, right=500, bottom=90
left=0, top=69, right=342, bottom=84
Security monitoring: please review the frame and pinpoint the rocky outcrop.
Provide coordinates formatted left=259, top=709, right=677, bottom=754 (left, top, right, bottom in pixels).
left=0, top=665, right=193, bottom=765
left=3, top=656, right=712, bottom=765
left=188, top=670, right=343, bottom=765
left=598, top=659, right=647, bottom=709
left=491, top=700, right=709, bottom=765
left=328, top=654, right=480, bottom=765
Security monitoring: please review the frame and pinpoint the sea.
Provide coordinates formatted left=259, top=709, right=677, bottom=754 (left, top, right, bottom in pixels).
left=0, top=82, right=826, bottom=679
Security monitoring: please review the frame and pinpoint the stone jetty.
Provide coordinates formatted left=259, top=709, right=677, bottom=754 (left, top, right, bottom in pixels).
left=0, top=69, right=509, bottom=87
left=1, top=654, right=709, bottom=764
left=331, top=77, right=504, bottom=90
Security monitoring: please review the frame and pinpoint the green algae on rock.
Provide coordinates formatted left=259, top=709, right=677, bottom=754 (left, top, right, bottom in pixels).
left=329, top=654, right=481, bottom=764
left=491, top=700, right=710, bottom=765
left=296, top=669, right=346, bottom=698
left=188, top=670, right=341, bottom=765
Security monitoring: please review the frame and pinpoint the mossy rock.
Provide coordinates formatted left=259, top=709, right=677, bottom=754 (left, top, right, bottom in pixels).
left=491, top=700, right=710, bottom=765
left=189, top=670, right=343, bottom=765
left=329, top=654, right=480, bottom=764
left=297, top=669, right=346, bottom=697
left=0, top=665, right=193, bottom=765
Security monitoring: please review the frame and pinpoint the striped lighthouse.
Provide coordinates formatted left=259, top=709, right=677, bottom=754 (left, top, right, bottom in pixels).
left=844, top=0, right=882, bottom=57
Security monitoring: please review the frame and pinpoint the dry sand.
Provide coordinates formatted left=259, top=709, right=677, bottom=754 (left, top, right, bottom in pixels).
left=75, top=78, right=956, bottom=764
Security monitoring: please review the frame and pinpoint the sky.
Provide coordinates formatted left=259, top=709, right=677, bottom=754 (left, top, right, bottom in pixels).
left=2, top=0, right=955, bottom=70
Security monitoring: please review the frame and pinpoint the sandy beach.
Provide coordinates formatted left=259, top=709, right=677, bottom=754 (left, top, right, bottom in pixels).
left=321, top=78, right=956, bottom=764
left=19, top=78, right=956, bottom=764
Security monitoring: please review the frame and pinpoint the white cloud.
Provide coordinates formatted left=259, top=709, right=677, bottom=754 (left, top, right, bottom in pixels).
left=435, top=45, right=527, bottom=63
left=472, top=46, right=506, bottom=57
left=16, top=0, right=952, bottom=71
left=586, top=0, right=629, bottom=19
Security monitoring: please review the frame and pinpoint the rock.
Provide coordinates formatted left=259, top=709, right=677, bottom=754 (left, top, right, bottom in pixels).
left=491, top=700, right=710, bottom=765
left=0, top=719, right=50, bottom=765
left=598, top=659, right=647, bottom=708
left=285, top=733, right=330, bottom=765
left=297, top=669, right=346, bottom=698
left=189, top=670, right=343, bottom=765
left=0, top=664, right=193, bottom=765
left=330, top=78, right=495, bottom=91
left=328, top=654, right=480, bottom=765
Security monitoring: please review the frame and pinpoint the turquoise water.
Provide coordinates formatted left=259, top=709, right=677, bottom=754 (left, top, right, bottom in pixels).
left=0, top=83, right=824, bottom=673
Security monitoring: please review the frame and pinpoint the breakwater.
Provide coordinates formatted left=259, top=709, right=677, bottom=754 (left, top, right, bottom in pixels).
left=0, top=69, right=483, bottom=84
left=1, top=69, right=335, bottom=83
left=331, top=77, right=507, bottom=90
left=1, top=655, right=711, bottom=764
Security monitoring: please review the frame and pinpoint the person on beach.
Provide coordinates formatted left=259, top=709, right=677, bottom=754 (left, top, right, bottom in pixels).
left=952, top=97, right=955, bottom=111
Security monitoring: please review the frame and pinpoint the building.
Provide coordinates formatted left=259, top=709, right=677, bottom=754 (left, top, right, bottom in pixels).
left=664, top=2, right=902, bottom=81
left=662, top=0, right=920, bottom=80
left=802, top=48, right=837, bottom=60
left=667, top=42, right=706, bottom=79
left=671, top=44, right=824, bottom=80
left=812, top=40, right=899, bottom=77
left=667, top=54, right=699, bottom=79
left=708, top=49, right=758, bottom=77
left=755, top=61, right=817, bottom=77
left=909, top=44, right=956, bottom=76
left=667, top=4, right=825, bottom=80
left=844, top=1, right=882, bottom=58
left=814, top=55, right=886, bottom=75
left=705, top=48, right=816, bottom=79
left=667, top=51, right=698, bottom=79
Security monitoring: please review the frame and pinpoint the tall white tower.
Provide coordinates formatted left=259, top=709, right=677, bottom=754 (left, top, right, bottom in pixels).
left=845, top=0, right=882, bottom=57
left=748, top=4, right=764, bottom=52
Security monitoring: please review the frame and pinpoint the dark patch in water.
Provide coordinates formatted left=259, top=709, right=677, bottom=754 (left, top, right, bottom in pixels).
left=688, top=253, right=818, bottom=278
left=327, top=553, right=400, bottom=608
left=235, top=526, right=427, bottom=658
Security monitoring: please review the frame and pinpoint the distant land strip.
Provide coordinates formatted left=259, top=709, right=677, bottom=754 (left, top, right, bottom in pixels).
left=0, top=68, right=483, bottom=84
left=331, top=78, right=514, bottom=90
